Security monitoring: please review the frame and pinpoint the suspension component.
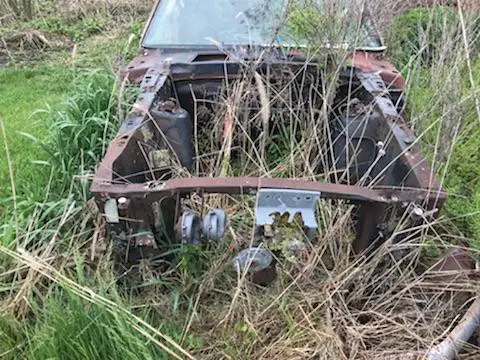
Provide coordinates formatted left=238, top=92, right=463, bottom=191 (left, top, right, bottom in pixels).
left=178, top=211, right=201, bottom=245
left=176, top=209, right=228, bottom=244
left=202, top=209, right=227, bottom=241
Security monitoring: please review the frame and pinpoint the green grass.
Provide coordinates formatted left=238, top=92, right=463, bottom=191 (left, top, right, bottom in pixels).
left=385, top=7, right=480, bottom=246
left=402, top=58, right=480, bottom=246
left=0, top=68, right=121, bottom=252
left=0, top=67, right=194, bottom=359
left=26, top=16, right=109, bottom=41
left=0, top=66, right=73, bottom=202
left=0, top=14, right=143, bottom=213
left=0, top=290, right=198, bottom=360
left=0, top=8, right=195, bottom=360
left=0, top=261, right=204, bottom=360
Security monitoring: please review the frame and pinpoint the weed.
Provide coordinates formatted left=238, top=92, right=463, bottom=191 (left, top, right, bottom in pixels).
left=33, top=70, right=118, bottom=194
left=20, top=290, right=184, bottom=360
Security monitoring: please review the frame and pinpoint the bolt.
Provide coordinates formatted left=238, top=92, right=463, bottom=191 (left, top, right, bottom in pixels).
left=412, top=207, right=424, bottom=218
left=404, top=136, right=415, bottom=144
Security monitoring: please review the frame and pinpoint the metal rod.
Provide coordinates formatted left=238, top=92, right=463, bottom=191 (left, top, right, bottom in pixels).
left=427, top=298, right=480, bottom=360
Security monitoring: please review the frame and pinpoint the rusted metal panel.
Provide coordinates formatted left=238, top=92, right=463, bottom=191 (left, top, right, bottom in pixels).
left=353, top=202, right=388, bottom=253
left=351, top=51, right=406, bottom=91
left=97, top=177, right=369, bottom=201
left=93, top=176, right=446, bottom=204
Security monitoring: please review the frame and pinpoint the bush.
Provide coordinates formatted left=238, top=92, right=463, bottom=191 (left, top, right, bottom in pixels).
left=386, top=7, right=461, bottom=68
left=400, top=40, right=480, bottom=245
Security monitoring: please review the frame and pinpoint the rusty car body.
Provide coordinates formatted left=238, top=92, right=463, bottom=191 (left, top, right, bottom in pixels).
left=91, top=0, right=446, bottom=266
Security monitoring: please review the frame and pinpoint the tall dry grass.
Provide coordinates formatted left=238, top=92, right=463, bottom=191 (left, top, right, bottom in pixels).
left=164, top=4, right=479, bottom=358
left=0, top=0, right=151, bottom=24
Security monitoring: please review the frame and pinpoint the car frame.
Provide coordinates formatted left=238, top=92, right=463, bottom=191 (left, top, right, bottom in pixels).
left=91, top=0, right=446, bottom=264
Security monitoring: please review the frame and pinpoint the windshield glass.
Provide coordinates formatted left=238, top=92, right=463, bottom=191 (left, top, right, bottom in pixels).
left=143, top=0, right=382, bottom=48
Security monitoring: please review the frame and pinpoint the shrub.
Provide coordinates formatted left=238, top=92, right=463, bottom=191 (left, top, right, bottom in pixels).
left=386, top=7, right=461, bottom=68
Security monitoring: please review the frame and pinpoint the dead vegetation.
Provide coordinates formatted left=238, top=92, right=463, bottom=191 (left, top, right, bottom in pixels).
left=0, top=29, right=50, bottom=50
left=4, top=194, right=477, bottom=358
left=185, top=219, right=476, bottom=359
left=166, top=32, right=479, bottom=356
left=0, top=0, right=149, bottom=66
left=0, top=29, right=72, bottom=65
left=53, top=0, right=151, bottom=22
left=0, top=0, right=151, bottom=22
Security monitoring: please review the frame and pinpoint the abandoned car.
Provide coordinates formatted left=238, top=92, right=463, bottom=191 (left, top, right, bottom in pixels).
left=91, top=0, right=446, bottom=273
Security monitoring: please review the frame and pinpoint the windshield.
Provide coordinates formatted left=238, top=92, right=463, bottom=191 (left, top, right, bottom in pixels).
left=143, top=0, right=382, bottom=49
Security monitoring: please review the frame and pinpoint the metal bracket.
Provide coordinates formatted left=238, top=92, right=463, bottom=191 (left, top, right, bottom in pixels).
left=104, top=199, right=119, bottom=224
left=255, top=189, right=321, bottom=237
